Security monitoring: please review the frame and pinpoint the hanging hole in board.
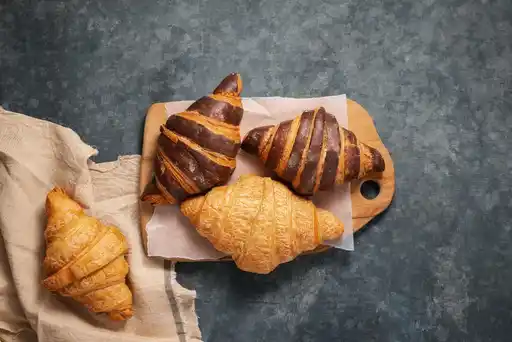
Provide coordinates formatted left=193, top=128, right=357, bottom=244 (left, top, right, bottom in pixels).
left=360, top=180, right=380, bottom=200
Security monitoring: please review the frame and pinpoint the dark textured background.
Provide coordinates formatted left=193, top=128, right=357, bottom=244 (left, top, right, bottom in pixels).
left=1, top=0, right=512, bottom=341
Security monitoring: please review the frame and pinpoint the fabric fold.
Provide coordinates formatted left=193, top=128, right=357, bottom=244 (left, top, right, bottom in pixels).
left=0, top=108, right=201, bottom=342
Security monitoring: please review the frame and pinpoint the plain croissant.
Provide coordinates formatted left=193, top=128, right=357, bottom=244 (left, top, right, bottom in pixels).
left=241, top=107, right=385, bottom=196
left=42, top=188, right=133, bottom=321
left=181, top=175, right=344, bottom=274
left=141, top=73, right=244, bottom=205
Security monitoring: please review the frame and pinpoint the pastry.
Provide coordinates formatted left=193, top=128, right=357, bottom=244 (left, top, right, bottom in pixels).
left=241, top=106, right=385, bottom=195
left=181, top=175, right=344, bottom=274
left=141, top=73, right=244, bottom=205
left=42, top=188, right=133, bottom=320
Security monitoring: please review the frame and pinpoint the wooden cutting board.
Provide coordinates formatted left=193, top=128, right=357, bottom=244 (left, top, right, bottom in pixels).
left=139, top=99, right=395, bottom=258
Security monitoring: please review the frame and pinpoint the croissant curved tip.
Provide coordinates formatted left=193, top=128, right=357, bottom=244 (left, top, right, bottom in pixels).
left=41, top=276, right=59, bottom=292
left=46, top=187, right=70, bottom=204
left=240, top=130, right=260, bottom=156
left=213, top=73, right=243, bottom=96
left=315, top=106, right=327, bottom=113
left=180, top=196, right=206, bottom=221
left=48, top=187, right=67, bottom=195
left=140, top=182, right=175, bottom=206
left=46, top=187, right=82, bottom=216
left=108, top=307, right=133, bottom=321
left=316, top=209, right=344, bottom=242
left=368, top=146, right=385, bottom=173
left=241, top=126, right=272, bottom=156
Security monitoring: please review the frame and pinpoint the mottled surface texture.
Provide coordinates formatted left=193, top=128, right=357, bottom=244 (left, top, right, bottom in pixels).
left=1, top=0, right=511, bottom=341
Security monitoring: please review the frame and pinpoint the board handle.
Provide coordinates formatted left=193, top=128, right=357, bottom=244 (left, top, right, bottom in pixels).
left=346, top=100, right=395, bottom=230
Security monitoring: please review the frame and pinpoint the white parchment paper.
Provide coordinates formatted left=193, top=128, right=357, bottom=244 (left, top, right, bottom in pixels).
left=146, top=95, right=354, bottom=261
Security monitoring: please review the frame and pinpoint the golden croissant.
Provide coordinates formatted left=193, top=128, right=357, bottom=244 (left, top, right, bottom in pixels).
left=241, top=106, right=385, bottom=195
left=141, top=73, right=244, bottom=205
left=181, top=175, right=344, bottom=274
left=42, top=188, right=133, bottom=321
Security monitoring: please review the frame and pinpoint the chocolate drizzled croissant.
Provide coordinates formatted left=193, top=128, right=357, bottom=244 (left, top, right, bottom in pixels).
left=141, top=73, right=244, bottom=205
left=241, top=107, right=384, bottom=196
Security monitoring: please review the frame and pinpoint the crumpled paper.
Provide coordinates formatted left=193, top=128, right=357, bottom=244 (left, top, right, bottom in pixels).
left=145, top=95, right=354, bottom=261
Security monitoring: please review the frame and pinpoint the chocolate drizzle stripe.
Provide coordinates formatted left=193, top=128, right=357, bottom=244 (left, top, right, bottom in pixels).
left=342, top=128, right=360, bottom=182
left=297, top=108, right=325, bottom=194
left=282, top=110, right=315, bottom=183
left=265, top=121, right=291, bottom=171
left=155, top=167, right=188, bottom=203
left=154, top=175, right=177, bottom=204
left=157, top=148, right=200, bottom=194
left=292, top=109, right=318, bottom=189
left=370, top=146, right=385, bottom=172
left=276, top=116, right=301, bottom=175
left=258, top=129, right=273, bottom=155
left=166, top=115, right=240, bottom=158
left=319, top=113, right=340, bottom=190
left=182, top=142, right=234, bottom=185
left=240, top=126, right=271, bottom=157
left=154, top=153, right=190, bottom=202
left=261, top=125, right=279, bottom=163
left=335, top=125, right=346, bottom=184
left=158, top=134, right=218, bottom=192
left=178, top=111, right=240, bottom=139
left=208, top=93, right=242, bottom=110
left=358, top=143, right=368, bottom=178
left=344, top=147, right=360, bottom=182
left=160, top=125, right=235, bottom=168
left=313, top=120, right=328, bottom=193
left=186, top=96, right=243, bottom=126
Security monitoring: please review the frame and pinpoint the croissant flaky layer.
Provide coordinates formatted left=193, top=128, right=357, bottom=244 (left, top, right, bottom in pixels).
left=181, top=175, right=344, bottom=274
left=241, top=107, right=385, bottom=195
left=42, top=188, right=133, bottom=321
left=141, top=73, right=244, bottom=205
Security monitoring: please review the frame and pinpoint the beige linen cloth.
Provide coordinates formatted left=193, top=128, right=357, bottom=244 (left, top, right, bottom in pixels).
left=0, top=106, right=202, bottom=342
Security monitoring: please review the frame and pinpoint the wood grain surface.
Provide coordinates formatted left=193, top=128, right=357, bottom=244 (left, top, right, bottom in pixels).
left=139, top=99, right=395, bottom=259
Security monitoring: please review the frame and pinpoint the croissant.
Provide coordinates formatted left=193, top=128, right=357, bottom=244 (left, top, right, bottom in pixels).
left=42, top=188, right=133, bottom=321
left=241, top=106, right=385, bottom=196
left=181, top=174, right=344, bottom=274
left=141, top=73, right=244, bottom=205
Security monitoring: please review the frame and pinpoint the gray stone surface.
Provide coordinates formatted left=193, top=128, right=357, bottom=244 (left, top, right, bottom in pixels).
left=1, top=0, right=512, bottom=341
